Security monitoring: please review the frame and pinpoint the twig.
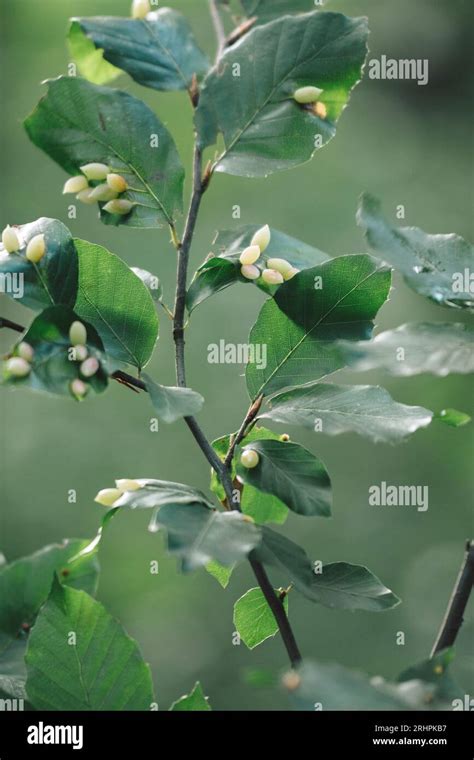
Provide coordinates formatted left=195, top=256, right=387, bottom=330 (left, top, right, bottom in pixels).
left=208, top=0, right=226, bottom=61
left=0, top=317, right=24, bottom=333
left=431, top=540, right=474, bottom=656
left=224, top=17, right=257, bottom=48
left=224, top=394, right=263, bottom=467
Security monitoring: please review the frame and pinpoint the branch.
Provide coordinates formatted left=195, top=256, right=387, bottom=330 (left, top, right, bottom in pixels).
left=224, top=394, right=263, bottom=467
left=431, top=539, right=474, bottom=656
left=0, top=317, right=24, bottom=333
left=208, top=0, right=226, bottom=61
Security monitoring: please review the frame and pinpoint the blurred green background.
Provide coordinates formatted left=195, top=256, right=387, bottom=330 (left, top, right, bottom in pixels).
left=1, top=0, right=473, bottom=710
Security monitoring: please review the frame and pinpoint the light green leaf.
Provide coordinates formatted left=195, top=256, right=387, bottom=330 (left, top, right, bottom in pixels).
left=246, top=255, right=391, bottom=399
left=131, top=267, right=162, bottom=303
left=339, top=322, right=474, bottom=376
left=205, top=560, right=234, bottom=588
left=286, top=661, right=442, bottom=711
left=260, top=383, right=433, bottom=444
left=25, top=579, right=154, bottom=710
left=234, top=587, right=289, bottom=649
left=436, top=408, right=471, bottom=428
left=186, top=225, right=329, bottom=312
left=196, top=12, right=368, bottom=176
left=70, top=9, right=210, bottom=91
left=0, top=674, right=28, bottom=703
left=70, top=508, right=119, bottom=561
left=114, top=479, right=215, bottom=510
left=357, top=194, right=474, bottom=310
left=236, top=439, right=331, bottom=517
left=74, top=239, right=159, bottom=369
left=143, top=372, right=204, bottom=423
left=2, top=306, right=108, bottom=398
left=169, top=681, right=212, bottom=711
left=0, top=218, right=77, bottom=311
left=240, top=0, right=325, bottom=22
left=211, top=427, right=289, bottom=524
left=25, top=76, right=184, bottom=228
left=255, top=527, right=400, bottom=611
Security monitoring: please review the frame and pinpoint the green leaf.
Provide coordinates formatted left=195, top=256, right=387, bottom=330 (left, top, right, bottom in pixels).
left=236, top=439, right=331, bottom=517
left=114, top=479, right=215, bottom=510
left=186, top=225, right=329, bottom=312
left=2, top=306, right=108, bottom=398
left=70, top=508, right=119, bottom=561
left=169, top=681, right=212, bottom=711
left=196, top=12, right=368, bottom=176
left=398, top=648, right=462, bottom=703
left=357, top=194, right=474, bottom=310
left=211, top=427, right=289, bottom=524
left=205, top=560, right=233, bottom=588
left=437, top=408, right=471, bottom=428
left=24, top=76, right=184, bottom=228
left=286, top=660, right=441, bottom=711
left=25, top=579, right=154, bottom=710
left=131, top=267, right=162, bottom=303
left=0, top=539, right=100, bottom=673
left=234, top=587, right=288, bottom=649
left=146, top=504, right=261, bottom=572
left=74, top=239, right=159, bottom=369
left=0, top=674, right=28, bottom=704
left=340, top=322, right=474, bottom=377
left=70, top=9, right=209, bottom=91
left=260, top=383, right=433, bottom=444
left=246, top=255, right=391, bottom=399
left=255, top=527, right=400, bottom=611
left=240, top=0, right=325, bottom=22
left=143, top=372, right=204, bottom=423
left=0, top=218, right=77, bottom=311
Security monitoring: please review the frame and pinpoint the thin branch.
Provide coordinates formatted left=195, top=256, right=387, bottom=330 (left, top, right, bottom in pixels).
left=224, top=394, right=263, bottom=467
left=431, top=540, right=474, bottom=656
left=208, top=0, right=226, bottom=61
left=0, top=317, right=24, bottom=333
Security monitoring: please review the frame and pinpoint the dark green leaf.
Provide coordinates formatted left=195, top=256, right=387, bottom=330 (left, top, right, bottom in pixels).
left=260, top=383, right=433, bottom=443
left=255, top=527, right=400, bottom=611
left=0, top=218, right=77, bottom=311
left=169, top=681, right=212, bottom=711
left=246, top=255, right=391, bottom=399
left=186, top=257, right=240, bottom=313
left=2, top=306, right=108, bottom=398
left=398, top=648, right=462, bottom=703
left=70, top=10, right=209, bottom=91
left=436, top=408, right=471, bottom=428
left=357, top=194, right=474, bottom=310
left=25, top=76, right=184, bottom=228
left=143, top=372, right=204, bottom=423
left=114, top=478, right=215, bottom=510
left=236, top=439, right=331, bottom=517
left=196, top=12, right=368, bottom=176
left=131, top=267, right=162, bottom=303
left=234, top=586, right=289, bottom=649
left=25, top=579, right=154, bottom=710
left=340, top=322, right=474, bottom=376
left=74, top=239, right=159, bottom=369
left=211, top=427, right=289, bottom=524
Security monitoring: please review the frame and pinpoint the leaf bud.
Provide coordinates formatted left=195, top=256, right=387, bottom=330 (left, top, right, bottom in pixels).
left=5, top=357, right=31, bottom=377
left=94, top=488, right=123, bottom=507
left=261, top=268, right=284, bottom=285
left=283, top=266, right=300, bottom=280
left=282, top=670, right=301, bottom=691
left=131, top=0, right=151, bottom=18
left=69, top=320, right=87, bottom=346
left=70, top=379, right=88, bottom=399
left=88, top=184, right=118, bottom=202
left=103, top=199, right=135, bottom=215
left=293, top=86, right=324, bottom=104
left=107, top=173, right=128, bottom=193
left=240, top=264, right=260, bottom=280
left=279, top=433, right=290, bottom=442
left=80, top=357, right=100, bottom=377
left=239, top=245, right=260, bottom=266
left=17, top=342, right=34, bottom=362
left=250, top=224, right=271, bottom=252
left=312, top=101, right=327, bottom=119
left=72, top=345, right=88, bottom=362
left=80, top=163, right=110, bottom=180
left=26, top=234, right=46, bottom=263
left=2, top=225, right=20, bottom=253
left=266, top=257, right=292, bottom=275
left=240, top=449, right=260, bottom=469
left=63, top=176, right=89, bottom=194
left=76, top=188, right=97, bottom=205
left=116, top=479, right=142, bottom=492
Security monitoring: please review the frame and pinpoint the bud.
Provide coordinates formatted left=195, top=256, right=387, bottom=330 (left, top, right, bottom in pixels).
left=17, top=342, right=34, bottom=362
left=239, top=245, right=260, bottom=266
left=80, top=162, right=110, bottom=180
left=72, top=345, right=88, bottom=362
left=261, top=268, right=284, bottom=285
left=94, top=488, right=123, bottom=507
left=240, top=449, right=260, bottom=469
left=107, top=173, right=128, bottom=193
left=283, top=266, right=300, bottom=281
left=80, top=357, right=100, bottom=377
left=76, top=188, right=97, bottom=205
left=279, top=433, right=290, bottom=442
left=2, top=225, right=20, bottom=253
left=5, top=357, right=31, bottom=378
left=250, top=224, right=271, bottom=252
left=69, top=320, right=87, bottom=346
left=282, top=670, right=301, bottom=691
left=26, top=234, right=46, bottom=263
left=70, top=378, right=88, bottom=399
left=63, top=176, right=89, bottom=194
left=240, top=264, right=260, bottom=280
left=131, top=0, right=151, bottom=19
left=88, top=184, right=118, bottom=202
left=293, top=86, right=324, bottom=104
left=116, top=478, right=142, bottom=492
left=103, top=199, right=135, bottom=215
left=313, top=101, right=327, bottom=120
left=266, top=257, right=292, bottom=275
